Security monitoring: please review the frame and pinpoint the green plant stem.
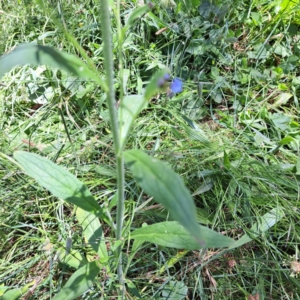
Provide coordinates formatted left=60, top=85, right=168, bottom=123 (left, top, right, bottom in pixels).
left=116, top=0, right=124, bottom=101
left=100, top=0, right=125, bottom=296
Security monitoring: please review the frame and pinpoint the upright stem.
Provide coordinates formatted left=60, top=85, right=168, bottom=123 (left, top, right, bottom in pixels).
left=115, top=0, right=124, bottom=102
left=100, top=0, right=125, bottom=296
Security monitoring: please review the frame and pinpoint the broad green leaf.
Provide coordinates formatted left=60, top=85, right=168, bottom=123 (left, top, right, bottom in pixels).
left=270, top=113, right=291, bottom=130
left=272, top=92, right=293, bottom=108
left=131, top=221, right=234, bottom=249
left=251, top=12, right=262, bottom=26
left=1, top=279, right=37, bottom=300
left=14, top=151, right=102, bottom=215
left=228, top=208, right=285, bottom=250
left=124, top=150, right=225, bottom=245
left=280, top=0, right=291, bottom=10
left=52, top=261, right=100, bottom=300
left=57, top=248, right=88, bottom=269
left=1, top=289, right=22, bottom=300
left=274, top=44, right=290, bottom=57
left=161, top=281, right=188, bottom=300
left=94, top=165, right=116, bottom=177
left=0, top=285, right=8, bottom=296
left=0, top=44, right=106, bottom=90
left=75, top=208, right=108, bottom=264
left=124, top=149, right=207, bottom=244
left=119, top=95, right=147, bottom=149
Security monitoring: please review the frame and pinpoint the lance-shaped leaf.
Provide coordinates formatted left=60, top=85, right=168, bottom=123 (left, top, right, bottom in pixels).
left=125, top=4, right=152, bottom=27
left=131, top=221, right=234, bottom=249
left=57, top=247, right=88, bottom=270
left=0, top=44, right=106, bottom=90
left=75, top=208, right=109, bottom=264
left=52, top=261, right=100, bottom=300
left=121, top=4, right=152, bottom=41
left=119, top=95, right=147, bottom=149
left=123, top=149, right=228, bottom=247
left=14, top=151, right=102, bottom=215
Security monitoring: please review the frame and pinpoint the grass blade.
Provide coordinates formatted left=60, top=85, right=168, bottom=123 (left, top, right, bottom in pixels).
left=228, top=208, right=285, bottom=250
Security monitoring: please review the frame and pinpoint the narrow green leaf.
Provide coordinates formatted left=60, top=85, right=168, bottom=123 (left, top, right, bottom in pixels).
left=125, top=4, right=151, bottom=27
left=192, top=182, right=214, bottom=196
left=125, top=239, right=144, bottom=277
left=159, top=250, right=189, bottom=274
left=131, top=221, right=234, bottom=249
left=0, top=44, right=106, bottom=90
left=126, top=279, right=142, bottom=299
left=279, top=136, right=294, bottom=146
left=75, top=208, right=108, bottom=263
left=181, top=0, right=192, bottom=10
left=146, top=12, right=169, bottom=28
left=52, top=261, right=100, bottom=300
left=119, top=95, right=147, bottom=149
left=228, top=208, right=285, bottom=250
left=124, top=149, right=231, bottom=247
left=223, top=151, right=231, bottom=168
left=296, top=157, right=300, bottom=175
left=122, top=4, right=152, bottom=41
left=14, top=151, right=102, bottom=215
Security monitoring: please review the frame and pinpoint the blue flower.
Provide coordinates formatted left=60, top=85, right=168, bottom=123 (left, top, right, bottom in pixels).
left=170, top=78, right=183, bottom=94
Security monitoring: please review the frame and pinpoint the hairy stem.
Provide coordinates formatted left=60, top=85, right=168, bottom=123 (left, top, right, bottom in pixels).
left=100, top=0, right=125, bottom=297
left=116, top=0, right=124, bottom=102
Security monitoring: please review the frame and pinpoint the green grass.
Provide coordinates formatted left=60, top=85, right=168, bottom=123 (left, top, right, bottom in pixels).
left=1, top=0, right=300, bottom=299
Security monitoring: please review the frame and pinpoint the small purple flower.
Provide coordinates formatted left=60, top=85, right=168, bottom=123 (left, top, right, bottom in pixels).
left=157, top=73, right=171, bottom=88
left=157, top=78, right=166, bottom=88
left=164, top=73, right=171, bottom=81
left=170, top=78, right=183, bottom=94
